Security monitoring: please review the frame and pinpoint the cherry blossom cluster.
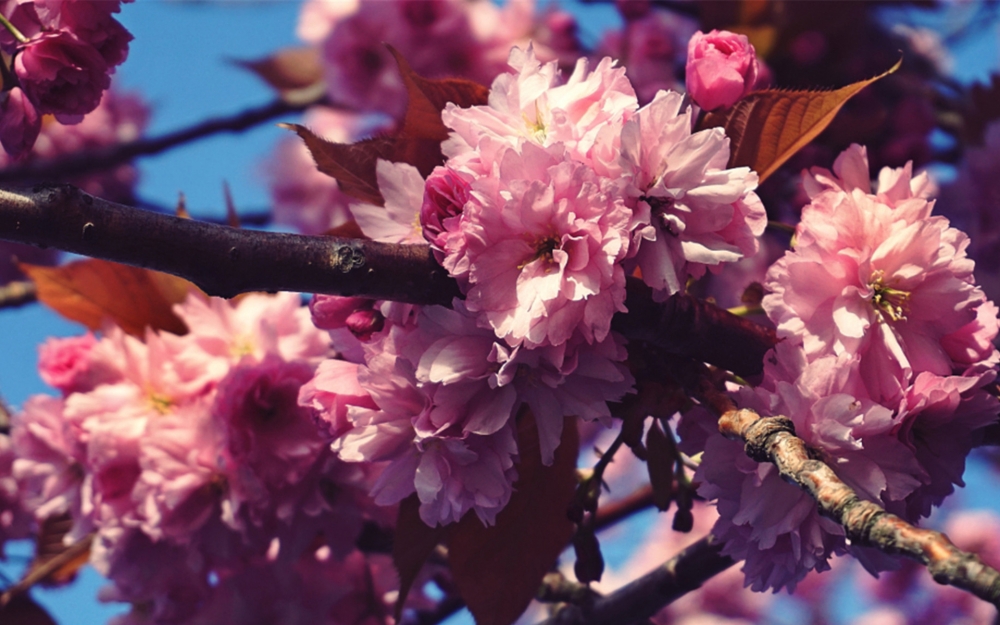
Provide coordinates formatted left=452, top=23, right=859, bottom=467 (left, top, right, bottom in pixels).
left=301, top=45, right=766, bottom=527
left=0, top=0, right=133, bottom=157
left=685, top=145, right=1000, bottom=592
left=11, top=293, right=411, bottom=623
left=270, top=0, right=700, bottom=235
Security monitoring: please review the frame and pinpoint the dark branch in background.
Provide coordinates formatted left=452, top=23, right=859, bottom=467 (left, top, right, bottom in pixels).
left=615, top=279, right=778, bottom=377
left=719, top=407, right=1000, bottom=607
left=536, top=536, right=734, bottom=625
left=0, top=280, right=36, bottom=310
left=0, top=184, right=776, bottom=376
left=0, top=95, right=326, bottom=185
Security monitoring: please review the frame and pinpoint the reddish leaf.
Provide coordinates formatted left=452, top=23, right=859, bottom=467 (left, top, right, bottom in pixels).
left=322, top=220, right=368, bottom=240
left=0, top=595, right=57, bottom=625
left=234, top=46, right=325, bottom=104
left=21, top=259, right=199, bottom=337
left=286, top=48, right=485, bottom=205
left=388, top=45, right=490, bottom=141
left=281, top=125, right=444, bottom=205
left=448, top=414, right=580, bottom=625
left=392, top=495, right=450, bottom=620
left=700, top=59, right=901, bottom=182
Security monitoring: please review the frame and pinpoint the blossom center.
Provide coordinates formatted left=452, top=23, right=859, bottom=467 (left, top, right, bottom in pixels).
left=869, top=270, right=910, bottom=322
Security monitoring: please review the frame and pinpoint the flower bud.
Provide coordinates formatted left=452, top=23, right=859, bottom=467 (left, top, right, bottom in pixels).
left=685, top=29, right=759, bottom=111
left=0, top=87, right=41, bottom=157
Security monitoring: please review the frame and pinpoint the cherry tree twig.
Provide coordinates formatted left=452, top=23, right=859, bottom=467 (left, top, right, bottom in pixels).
left=0, top=183, right=778, bottom=376
left=719, top=406, right=1000, bottom=607
left=0, top=184, right=462, bottom=305
left=534, top=535, right=734, bottom=625
left=0, top=280, right=36, bottom=309
left=0, top=96, right=326, bottom=185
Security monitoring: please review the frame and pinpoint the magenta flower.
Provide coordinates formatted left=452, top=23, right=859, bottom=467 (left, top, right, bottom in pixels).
left=685, top=29, right=759, bottom=111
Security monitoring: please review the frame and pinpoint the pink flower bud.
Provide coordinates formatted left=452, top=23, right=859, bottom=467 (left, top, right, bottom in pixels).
left=0, top=87, right=41, bottom=157
left=419, top=166, right=470, bottom=250
left=685, top=29, right=759, bottom=111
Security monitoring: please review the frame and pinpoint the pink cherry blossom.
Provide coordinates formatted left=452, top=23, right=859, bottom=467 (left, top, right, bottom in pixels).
left=350, top=160, right=427, bottom=244
left=11, top=395, right=85, bottom=521
left=321, top=0, right=499, bottom=118
left=37, top=332, right=123, bottom=395
left=0, top=433, right=31, bottom=549
left=764, top=146, right=991, bottom=404
left=621, top=90, right=765, bottom=297
left=14, top=30, right=110, bottom=118
left=451, top=142, right=631, bottom=348
left=442, top=45, right=637, bottom=178
left=212, top=356, right=326, bottom=527
left=420, top=165, right=472, bottom=259
left=685, top=29, right=759, bottom=111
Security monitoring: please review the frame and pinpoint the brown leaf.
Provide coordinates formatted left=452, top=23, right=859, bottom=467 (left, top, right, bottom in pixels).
left=700, top=58, right=901, bottom=182
left=0, top=595, right=57, bottom=625
left=234, top=46, right=326, bottom=103
left=322, top=220, right=368, bottom=240
left=280, top=124, right=444, bottom=205
left=388, top=45, right=490, bottom=141
left=392, top=495, right=449, bottom=620
left=21, top=259, right=199, bottom=337
left=448, top=413, right=579, bottom=625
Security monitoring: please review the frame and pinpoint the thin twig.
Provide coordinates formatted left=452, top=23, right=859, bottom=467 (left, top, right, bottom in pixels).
left=534, top=535, right=735, bottom=625
left=0, top=95, right=326, bottom=184
left=0, top=533, right=94, bottom=606
left=719, top=407, right=1000, bottom=607
left=0, top=280, right=36, bottom=310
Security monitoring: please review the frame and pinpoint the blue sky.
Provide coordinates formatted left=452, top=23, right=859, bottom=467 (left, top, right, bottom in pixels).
left=0, top=2, right=998, bottom=625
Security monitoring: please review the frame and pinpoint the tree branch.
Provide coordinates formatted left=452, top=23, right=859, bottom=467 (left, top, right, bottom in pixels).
left=0, top=96, right=324, bottom=185
left=535, top=535, right=734, bottom=625
left=0, top=184, right=461, bottom=305
left=719, top=407, right=1000, bottom=607
left=0, top=280, right=36, bottom=309
left=0, top=183, right=776, bottom=376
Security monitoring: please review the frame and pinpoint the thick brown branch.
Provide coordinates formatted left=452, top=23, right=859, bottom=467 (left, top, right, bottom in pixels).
left=0, top=184, right=776, bottom=376
left=537, top=535, right=734, bottom=625
left=0, top=184, right=461, bottom=304
left=0, top=96, right=323, bottom=185
left=719, top=408, right=1000, bottom=607
left=614, top=279, right=778, bottom=377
